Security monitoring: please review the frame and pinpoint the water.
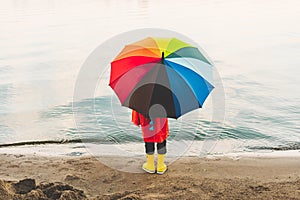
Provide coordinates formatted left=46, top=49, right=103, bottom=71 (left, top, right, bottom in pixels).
left=0, top=0, right=300, bottom=155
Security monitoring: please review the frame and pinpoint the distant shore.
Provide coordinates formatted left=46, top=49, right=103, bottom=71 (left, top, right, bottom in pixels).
left=1, top=153, right=300, bottom=199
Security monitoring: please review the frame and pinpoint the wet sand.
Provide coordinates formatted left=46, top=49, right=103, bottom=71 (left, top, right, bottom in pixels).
left=0, top=153, right=300, bottom=199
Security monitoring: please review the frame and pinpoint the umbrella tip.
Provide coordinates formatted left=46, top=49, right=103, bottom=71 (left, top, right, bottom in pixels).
left=162, top=52, right=164, bottom=59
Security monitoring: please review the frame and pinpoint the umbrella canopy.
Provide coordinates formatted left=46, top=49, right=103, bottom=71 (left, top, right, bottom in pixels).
left=109, top=37, right=214, bottom=119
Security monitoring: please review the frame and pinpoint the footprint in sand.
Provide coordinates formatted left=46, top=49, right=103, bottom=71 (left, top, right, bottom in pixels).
left=8, top=165, right=19, bottom=168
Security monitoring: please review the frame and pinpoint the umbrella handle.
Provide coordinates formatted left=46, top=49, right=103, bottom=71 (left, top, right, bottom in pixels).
left=149, top=120, right=154, bottom=131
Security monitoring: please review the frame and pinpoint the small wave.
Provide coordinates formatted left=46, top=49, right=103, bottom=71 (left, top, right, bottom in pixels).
left=194, top=123, right=273, bottom=141
left=248, top=142, right=300, bottom=151
left=0, top=137, right=142, bottom=148
left=0, top=139, right=82, bottom=148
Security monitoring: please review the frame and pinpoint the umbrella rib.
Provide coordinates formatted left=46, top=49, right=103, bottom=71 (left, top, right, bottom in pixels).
left=164, top=37, right=192, bottom=56
left=161, top=62, right=201, bottom=118
left=121, top=64, right=160, bottom=116
left=118, top=37, right=161, bottom=59
left=164, top=61, right=213, bottom=108
left=149, top=64, right=177, bottom=118
left=113, top=46, right=161, bottom=62
left=166, top=46, right=211, bottom=65
left=110, top=56, right=161, bottom=85
left=165, top=57, right=214, bottom=86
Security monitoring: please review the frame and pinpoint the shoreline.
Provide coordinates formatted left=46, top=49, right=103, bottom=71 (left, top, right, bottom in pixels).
left=0, top=142, right=299, bottom=159
left=1, top=153, right=300, bottom=199
left=1, top=139, right=300, bottom=151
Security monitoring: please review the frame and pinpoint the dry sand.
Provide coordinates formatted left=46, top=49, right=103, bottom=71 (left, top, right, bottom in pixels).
left=0, top=153, right=300, bottom=199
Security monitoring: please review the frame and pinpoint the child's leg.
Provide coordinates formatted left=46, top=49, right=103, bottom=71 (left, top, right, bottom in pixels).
left=157, top=140, right=166, bottom=154
left=143, top=142, right=155, bottom=173
left=145, top=142, right=155, bottom=154
left=156, top=140, right=167, bottom=174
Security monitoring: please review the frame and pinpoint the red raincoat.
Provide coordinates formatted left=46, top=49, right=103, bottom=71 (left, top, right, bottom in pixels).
left=132, top=110, right=169, bottom=143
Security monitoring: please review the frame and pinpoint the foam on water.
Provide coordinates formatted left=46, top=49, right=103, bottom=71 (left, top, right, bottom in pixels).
left=0, top=141, right=299, bottom=159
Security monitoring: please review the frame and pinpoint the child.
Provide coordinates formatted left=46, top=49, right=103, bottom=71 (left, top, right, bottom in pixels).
left=132, top=110, right=169, bottom=174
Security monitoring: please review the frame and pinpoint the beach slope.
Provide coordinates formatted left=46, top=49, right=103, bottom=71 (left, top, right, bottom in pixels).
left=0, top=154, right=300, bottom=199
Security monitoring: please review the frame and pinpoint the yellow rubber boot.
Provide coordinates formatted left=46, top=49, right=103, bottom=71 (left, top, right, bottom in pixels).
left=142, top=154, right=155, bottom=173
left=157, top=154, right=167, bottom=174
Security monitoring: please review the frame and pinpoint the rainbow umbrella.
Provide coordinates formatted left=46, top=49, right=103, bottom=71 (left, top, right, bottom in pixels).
left=109, top=37, right=214, bottom=119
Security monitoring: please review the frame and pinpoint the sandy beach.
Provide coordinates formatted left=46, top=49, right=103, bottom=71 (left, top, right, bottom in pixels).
left=1, top=153, right=300, bottom=199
